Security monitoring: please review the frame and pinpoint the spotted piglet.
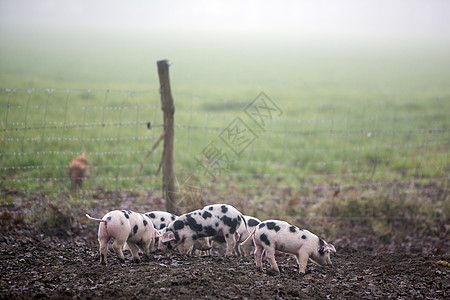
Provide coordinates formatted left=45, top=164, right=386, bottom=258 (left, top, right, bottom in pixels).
left=144, top=211, right=178, bottom=230
left=234, top=215, right=261, bottom=257
left=86, top=210, right=160, bottom=264
left=144, top=211, right=211, bottom=255
left=159, top=204, right=247, bottom=255
left=143, top=211, right=178, bottom=252
left=242, top=220, right=336, bottom=274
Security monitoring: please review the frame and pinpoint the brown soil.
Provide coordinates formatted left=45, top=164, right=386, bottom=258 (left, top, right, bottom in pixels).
left=0, top=225, right=448, bottom=299
left=0, top=189, right=448, bottom=299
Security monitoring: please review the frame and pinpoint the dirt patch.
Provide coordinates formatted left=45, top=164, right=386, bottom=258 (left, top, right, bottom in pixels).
left=0, top=187, right=448, bottom=299
left=0, top=227, right=448, bottom=299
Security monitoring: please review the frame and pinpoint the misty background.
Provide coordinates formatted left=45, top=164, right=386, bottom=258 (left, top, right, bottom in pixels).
left=1, top=0, right=450, bottom=41
left=1, top=0, right=450, bottom=92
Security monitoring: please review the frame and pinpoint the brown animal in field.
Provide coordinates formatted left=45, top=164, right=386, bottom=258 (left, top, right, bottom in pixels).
left=68, top=152, right=87, bottom=187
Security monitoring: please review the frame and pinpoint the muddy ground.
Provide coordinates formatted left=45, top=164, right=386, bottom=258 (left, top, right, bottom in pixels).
left=0, top=189, right=449, bottom=300
left=0, top=225, right=448, bottom=299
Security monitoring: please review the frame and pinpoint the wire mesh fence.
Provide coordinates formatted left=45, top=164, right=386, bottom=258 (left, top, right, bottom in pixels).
left=1, top=88, right=163, bottom=198
left=0, top=87, right=448, bottom=212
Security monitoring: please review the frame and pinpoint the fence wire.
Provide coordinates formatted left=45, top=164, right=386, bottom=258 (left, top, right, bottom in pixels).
left=0, top=87, right=448, bottom=207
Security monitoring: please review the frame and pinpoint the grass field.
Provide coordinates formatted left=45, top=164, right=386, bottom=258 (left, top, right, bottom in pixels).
left=1, top=30, right=449, bottom=230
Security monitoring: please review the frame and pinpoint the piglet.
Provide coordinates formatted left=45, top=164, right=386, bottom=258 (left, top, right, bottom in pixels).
left=159, top=204, right=247, bottom=256
left=142, top=211, right=178, bottom=252
left=68, top=151, right=87, bottom=187
left=144, top=211, right=178, bottom=230
left=86, top=210, right=160, bottom=264
left=235, top=215, right=261, bottom=257
left=241, top=220, right=336, bottom=274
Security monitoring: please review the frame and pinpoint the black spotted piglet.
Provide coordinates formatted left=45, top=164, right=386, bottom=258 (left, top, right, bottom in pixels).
left=234, top=215, right=261, bottom=257
left=159, top=204, right=247, bottom=255
left=144, top=211, right=178, bottom=230
left=145, top=211, right=211, bottom=255
left=143, top=211, right=178, bottom=252
left=242, top=220, right=336, bottom=274
left=86, top=210, right=160, bottom=264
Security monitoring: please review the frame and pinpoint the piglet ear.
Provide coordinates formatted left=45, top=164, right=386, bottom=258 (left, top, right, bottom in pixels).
left=161, top=231, right=175, bottom=243
left=323, top=243, right=336, bottom=253
left=154, top=229, right=162, bottom=238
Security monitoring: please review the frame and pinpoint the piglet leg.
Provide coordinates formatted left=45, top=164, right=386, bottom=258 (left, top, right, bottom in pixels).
left=265, top=249, right=280, bottom=273
left=142, top=240, right=152, bottom=258
left=99, top=237, right=109, bottom=265
left=126, top=242, right=141, bottom=263
left=112, top=239, right=126, bottom=263
left=297, top=251, right=309, bottom=274
left=254, top=244, right=264, bottom=271
left=224, top=234, right=237, bottom=256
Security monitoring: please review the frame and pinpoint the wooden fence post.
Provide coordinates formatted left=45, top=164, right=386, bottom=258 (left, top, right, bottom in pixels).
left=157, top=60, right=177, bottom=214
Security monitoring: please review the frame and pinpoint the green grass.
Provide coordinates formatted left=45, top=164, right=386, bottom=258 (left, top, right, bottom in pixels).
left=1, top=29, right=449, bottom=207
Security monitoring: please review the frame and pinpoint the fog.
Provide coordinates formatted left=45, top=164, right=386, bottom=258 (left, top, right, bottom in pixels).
left=1, top=0, right=450, bottom=43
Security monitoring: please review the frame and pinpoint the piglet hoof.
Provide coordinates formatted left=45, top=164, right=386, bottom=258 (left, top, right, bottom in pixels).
left=298, top=272, right=306, bottom=278
left=118, top=258, right=125, bottom=264
left=133, top=258, right=141, bottom=263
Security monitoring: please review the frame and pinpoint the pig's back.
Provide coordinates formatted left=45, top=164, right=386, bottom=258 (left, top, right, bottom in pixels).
left=256, top=220, right=306, bottom=253
left=98, top=210, right=131, bottom=239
